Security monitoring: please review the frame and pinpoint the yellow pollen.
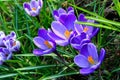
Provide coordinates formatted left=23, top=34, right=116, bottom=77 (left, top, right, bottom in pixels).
left=83, top=27, right=89, bottom=32
left=32, top=7, right=36, bottom=11
left=88, top=56, right=95, bottom=64
left=44, top=40, right=52, bottom=48
left=64, top=30, right=70, bottom=39
left=12, top=41, right=16, bottom=46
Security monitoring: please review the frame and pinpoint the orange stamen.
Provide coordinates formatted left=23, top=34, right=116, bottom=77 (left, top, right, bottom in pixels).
left=88, top=56, right=95, bottom=64
left=83, top=27, right=89, bottom=32
left=44, top=40, right=52, bottom=48
left=64, top=30, right=70, bottom=39
left=32, top=7, right=36, bottom=11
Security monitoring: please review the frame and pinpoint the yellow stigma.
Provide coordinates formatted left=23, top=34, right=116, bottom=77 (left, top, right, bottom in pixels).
left=88, top=56, right=95, bottom=64
left=64, top=30, right=70, bottom=39
left=44, top=40, right=52, bottom=48
left=12, top=41, right=16, bottom=46
left=83, top=27, right=89, bottom=32
left=32, top=7, right=36, bottom=11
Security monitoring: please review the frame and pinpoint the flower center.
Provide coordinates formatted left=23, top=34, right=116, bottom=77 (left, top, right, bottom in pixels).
left=12, top=41, right=16, bottom=46
left=44, top=40, right=52, bottom=48
left=88, top=56, right=95, bottom=65
left=83, top=27, right=89, bottom=32
left=64, top=30, right=70, bottom=39
left=32, top=7, right=36, bottom=11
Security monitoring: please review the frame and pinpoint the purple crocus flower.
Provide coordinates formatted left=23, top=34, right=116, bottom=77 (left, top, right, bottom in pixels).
left=70, top=33, right=90, bottom=50
left=0, top=31, right=5, bottom=46
left=53, top=7, right=74, bottom=20
left=3, top=31, right=20, bottom=52
left=75, top=14, right=99, bottom=38
left=23, top=0, right=43, bottom=16
left=48, top=21, right=75, bottom=46
left=74, top=43, right=105, bottom=75
left=0, top=48, right=12, bottom=65
left=33, top=28, right=56, bottom=56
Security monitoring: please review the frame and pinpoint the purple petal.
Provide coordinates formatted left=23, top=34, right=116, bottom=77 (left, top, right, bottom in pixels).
left=10, top=31, right=16, bottom=39
left=38, top=28, right=51, bottom=40
left=91, top=28, right=99, bottom=38
left=80, top=43, right=89, bottom=57
left=74, top=54, right=90, bottom=68
left=38, top=0, right=43, bottom=7
left=48, top=31, right=64, bottom=40
left=29, top=10, right=39, bottom=16
left=59, top=14, right=76, bottom=31
left=33, top=37, right=48, bottom=50
left=78, top=13, right=87, bottom=22
left=53, top=10, right=59, bottom=20
left=88, top=43, right=98, bottom=62
left=51, top=21, right=67, bottom=39
left=0, top=31, right=5, bottom=46
left=55, top=39, right=69, bottom=46
left=84, top=26, right=93, bottom=35
left=33, top=49, right=44, bottom=56
left=23, top=2, right=31, bottom=15
left=11, top=40, right=20, bottom=52
left=33, top=48, right=54, bottom=56
left=58, top=8, right=66, bottom=15
left=30, top=0, right=38, bottom=8
left=99, top=48, right=105, bottom=62
left=67, top=7, right=74, bottom=14
left=74, top=23, right=83, bottom=35
left=23, top=2, right=31, bottom=11
left=80, top=67, right=95, bottom=75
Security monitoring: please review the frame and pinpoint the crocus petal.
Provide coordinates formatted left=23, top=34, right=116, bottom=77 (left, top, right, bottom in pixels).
left=0, top=31, right=5, bottom=46
left=74, top=54, right=90, bottom=68
left=30, top=0, right=38, bottom=8
left=53, top=10, right=59, bottom=20
left=51, top=21, right=67, bottom=39
left=48, top=31, right=64, bottom=40
left=23, top=2, right=31, bottom=11
left=80, top=43, right=89, bottom=57
left=67, top=7, right=74, bottom=14
left=3, top=48, right=12, bottom=60
left=33, top=48, right=54, bottom=56
left=78, top=13, right=87, bottom=22
left=38, top=0, right=43, bottom=7
left=91, top=28, right=99, bottom=38
left=11, top=40, right=20, bottom=52
left=29, top=11, right=38, bottom=16
left=33, top=37, right=48, bottom=50
left=88, top=43, right=98, bottom=62
left=99, top=48, right=105, bottom=62
left=74, top=23, right=83, bottom=35
left=9, top=31, right=16, bottom=39
left=59, top=14, right=76, bottom=31
left=38, top=28, right=51, bottom=40
left=55, top=39, right=69, bottom=46
left=58, top=8, right=66, bottom=15
left=80, top=67, right=95, bottom=75
left=23, top=2, right=31, bottom=15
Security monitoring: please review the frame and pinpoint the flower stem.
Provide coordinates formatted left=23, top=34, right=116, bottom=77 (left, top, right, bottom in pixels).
left=53, top=50, right=76, bottom=71
left=36, top=16, right=40, bottom=22
left=98, top=68, right=103, bottom=80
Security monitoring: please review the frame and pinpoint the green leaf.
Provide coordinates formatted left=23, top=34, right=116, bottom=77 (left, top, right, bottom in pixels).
left=42, top=71, right=79, bottom=80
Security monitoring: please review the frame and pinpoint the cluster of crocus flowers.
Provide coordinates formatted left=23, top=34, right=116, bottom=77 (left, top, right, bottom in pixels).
left=0, top=31, right=20, bottom=65
left=23, top=0, right=43, bottom=17
left=32, top=6, right=105, bottom=75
